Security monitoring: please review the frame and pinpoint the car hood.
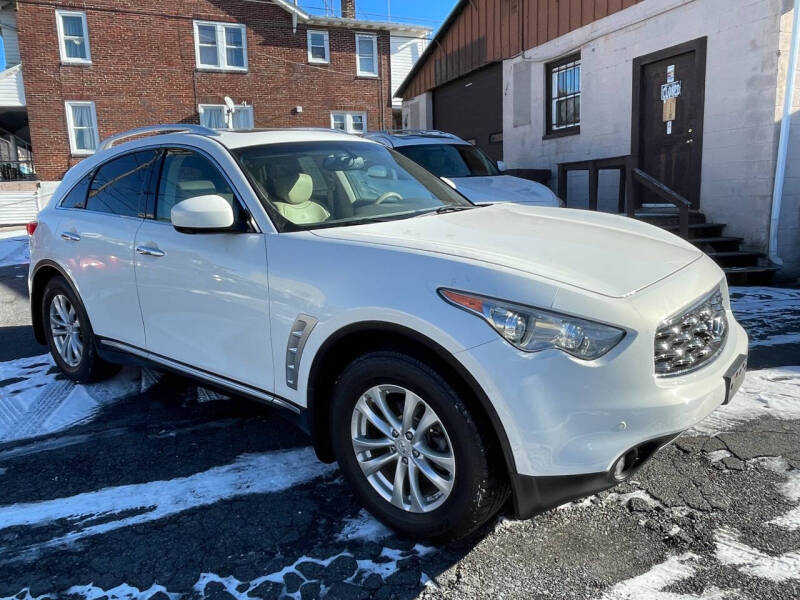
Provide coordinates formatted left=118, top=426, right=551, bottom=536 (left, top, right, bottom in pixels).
left=312, top=204, right=703, bottom=298
left=448, top=175, right=558, bottom=206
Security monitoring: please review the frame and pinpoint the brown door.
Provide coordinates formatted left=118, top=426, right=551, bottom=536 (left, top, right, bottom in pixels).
left=631, top=38, right=707, bottom=208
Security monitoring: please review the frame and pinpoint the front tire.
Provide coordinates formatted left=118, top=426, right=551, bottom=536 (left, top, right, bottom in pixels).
left=42, top=276, right=119, bottom=383
left=330, top=351, right=508, bottom=541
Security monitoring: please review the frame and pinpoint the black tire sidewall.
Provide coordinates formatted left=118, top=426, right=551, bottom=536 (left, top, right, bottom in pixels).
left=42, top=276, right=100, bottom=382
left=331, top=352, right=491, bottom=539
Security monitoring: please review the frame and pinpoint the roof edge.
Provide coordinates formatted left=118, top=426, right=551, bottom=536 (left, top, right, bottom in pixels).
left=395, top=0, right=469, bottom=98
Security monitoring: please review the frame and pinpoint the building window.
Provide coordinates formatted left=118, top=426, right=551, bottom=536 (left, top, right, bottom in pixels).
left=199, top=103, right=254, bottom=129
left=331, top=111, right=366, bottom=133
left=56, top=10, right=91, bottom=64
left=307, top=30, right=330, bottom=64
left=546, top=54, right=580, bottom=135
left=193, top=21, right=247, bottom=71
left=355, top=34, right=378, bottom=77
left=65, top=101, right=99, bottom=155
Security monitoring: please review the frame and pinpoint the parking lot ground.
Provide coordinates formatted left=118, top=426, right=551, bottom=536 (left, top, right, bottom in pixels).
left=1, top=232, right=799, bottom=599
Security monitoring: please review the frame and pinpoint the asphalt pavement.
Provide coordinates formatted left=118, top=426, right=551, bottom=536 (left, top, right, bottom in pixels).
left=1, top=231, right=799, bottom=600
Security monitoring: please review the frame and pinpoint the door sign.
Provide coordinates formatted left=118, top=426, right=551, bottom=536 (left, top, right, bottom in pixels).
left=661, top=81, right=682, bottom=101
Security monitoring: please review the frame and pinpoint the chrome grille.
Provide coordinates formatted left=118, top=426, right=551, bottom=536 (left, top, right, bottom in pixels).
left=654, top=287, right=727, bottom=376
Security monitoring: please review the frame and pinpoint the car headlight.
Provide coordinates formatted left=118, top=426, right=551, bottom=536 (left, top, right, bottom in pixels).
left=439, top=289, right=625, bottom=359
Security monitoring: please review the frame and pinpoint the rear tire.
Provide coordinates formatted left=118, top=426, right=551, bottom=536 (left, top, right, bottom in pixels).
left=330, top=350, right=508, bottom=541
left=42, top=276, right=120, bottom=383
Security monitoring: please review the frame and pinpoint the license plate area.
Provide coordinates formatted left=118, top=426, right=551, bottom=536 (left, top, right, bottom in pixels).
left=723, top=353, right=747, bottom=405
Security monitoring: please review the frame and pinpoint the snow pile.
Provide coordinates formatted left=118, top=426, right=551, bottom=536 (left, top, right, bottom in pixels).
left=690, top=367, right=800, bottom=435
left=0, top=230, right=28, bottom=267
left=0, top=354, right=156, bottom=444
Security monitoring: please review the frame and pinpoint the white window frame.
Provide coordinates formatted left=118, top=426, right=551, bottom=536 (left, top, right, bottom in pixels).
left=193, top=21, right=248, bottom=72
left=55, top=10, right=91, bottom=65
left=330, top=111, right=367, bottom=134
left=355, top=34, right=378, bottom=77
left=307, top=29, right=330, bottom=64
left=64, top=101, right=99, bottom=156
left=198, top=103, right=254, bottom=130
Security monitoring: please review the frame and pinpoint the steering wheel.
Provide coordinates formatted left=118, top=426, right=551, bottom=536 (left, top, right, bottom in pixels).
left=375, top=191, right=403, bottom=205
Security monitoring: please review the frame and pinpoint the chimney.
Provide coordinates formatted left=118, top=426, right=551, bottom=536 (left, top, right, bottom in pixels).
left=341, top=0, right=355, bottom=19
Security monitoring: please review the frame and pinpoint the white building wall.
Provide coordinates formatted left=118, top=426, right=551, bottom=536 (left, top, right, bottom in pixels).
left=401, top=91, right=434, bottom=129
left=503, top=0, right=797, bottom=277
left=391, top=35, right=429, bottom=108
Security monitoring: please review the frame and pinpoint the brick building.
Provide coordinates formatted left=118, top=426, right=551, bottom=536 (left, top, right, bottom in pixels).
left=0, top=0, right=428, bottom=209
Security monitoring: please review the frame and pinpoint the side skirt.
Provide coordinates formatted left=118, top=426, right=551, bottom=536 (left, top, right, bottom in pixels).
left=96, top=338, right=310, bottom=433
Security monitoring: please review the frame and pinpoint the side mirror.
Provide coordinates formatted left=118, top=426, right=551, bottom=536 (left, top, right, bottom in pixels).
left=496, top=160, right=506, bottom=172
left=171, top=195, right=235, bottom=233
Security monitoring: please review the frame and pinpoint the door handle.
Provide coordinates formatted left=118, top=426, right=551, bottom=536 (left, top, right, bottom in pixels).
left=60, top=232, right=80, bottom=242
left=135, top=245, right=165, bottom=258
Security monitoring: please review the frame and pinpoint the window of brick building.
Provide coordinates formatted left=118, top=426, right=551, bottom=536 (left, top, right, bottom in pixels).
left=330, top=111, right=366, bottom=134
left=307, top=30, right=330, bottom=64
left=355, top=34, right=378, bottom=77
left=199, top=104, right=254, bottom=129
left=64, top=101, right=99, bottom=155
left=546, top=53, right=581, bottom=136
left=56, top=10, right=91, bottom=64
left=193, top=21, right=247, bottom=71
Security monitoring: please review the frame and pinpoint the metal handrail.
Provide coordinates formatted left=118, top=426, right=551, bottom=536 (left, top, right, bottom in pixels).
left=98, top=124, right=219, bottom=151
left=631, top=167, right=691, bottom=238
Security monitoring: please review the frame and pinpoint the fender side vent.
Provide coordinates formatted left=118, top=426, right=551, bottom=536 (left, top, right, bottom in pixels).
left=286, top=315, right=317, bottom=389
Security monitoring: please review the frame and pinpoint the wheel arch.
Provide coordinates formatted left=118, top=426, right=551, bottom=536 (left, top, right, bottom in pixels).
left=306, top=321, right=517, bottom=483
left=30, top=260, right=83, bottom=345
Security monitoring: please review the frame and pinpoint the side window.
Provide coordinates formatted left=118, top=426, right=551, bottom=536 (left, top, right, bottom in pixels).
left=86, top=150, right=159, bottom=217
left=59, top=173, right=91, bottom=209
left=156, top=149, right=240, bottom=223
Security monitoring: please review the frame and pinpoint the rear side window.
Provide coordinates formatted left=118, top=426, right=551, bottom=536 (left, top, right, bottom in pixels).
left=59, top=173, right=91, bottom=209
left=155, top=149, right=239, bottom=222
left=86, top=150, right=159, bottom=217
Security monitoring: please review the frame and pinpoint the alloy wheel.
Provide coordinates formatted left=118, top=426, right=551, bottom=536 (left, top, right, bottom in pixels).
left=350, top=384, right=456, bottom=513
left=49, top=294, right=83, bottom=367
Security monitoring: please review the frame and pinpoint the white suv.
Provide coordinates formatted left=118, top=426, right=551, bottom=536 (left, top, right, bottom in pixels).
left=28, top=125, right=748, bottom=540
left=363, top=130, right=562, bottom=207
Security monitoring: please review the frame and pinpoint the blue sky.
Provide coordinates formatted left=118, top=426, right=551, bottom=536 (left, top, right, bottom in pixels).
left=299, top=0, right=453, bottom=32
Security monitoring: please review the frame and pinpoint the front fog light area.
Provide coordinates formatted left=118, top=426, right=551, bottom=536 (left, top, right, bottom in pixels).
left=440, top=289, right=625, bottom=360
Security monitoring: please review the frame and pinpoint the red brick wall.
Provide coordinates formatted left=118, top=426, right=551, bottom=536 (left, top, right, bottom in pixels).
left=17, top=0, right=394, bottom=180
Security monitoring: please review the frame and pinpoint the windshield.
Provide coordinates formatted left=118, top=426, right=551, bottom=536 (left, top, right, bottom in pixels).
left=233, top=141, right=473, bottom=232
left=395, top=144, right=501, bottom=178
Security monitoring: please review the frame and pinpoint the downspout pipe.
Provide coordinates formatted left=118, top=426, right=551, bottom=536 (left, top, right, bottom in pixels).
left=769, top=0, right=800, bottom=266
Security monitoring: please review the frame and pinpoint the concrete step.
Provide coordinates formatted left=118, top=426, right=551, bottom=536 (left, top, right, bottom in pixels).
left=723, top=265, right=779, bottom=286
left=707, top=251, right=762, bottom=268
left=664, top=222, right=726, bottom=238
left=689, top=236, right=743, bottom=252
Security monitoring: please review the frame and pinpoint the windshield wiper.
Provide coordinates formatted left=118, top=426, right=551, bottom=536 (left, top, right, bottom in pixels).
left=434, top=205, right=474, bottom=214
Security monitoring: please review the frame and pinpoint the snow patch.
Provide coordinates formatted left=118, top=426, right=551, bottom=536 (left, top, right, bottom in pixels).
left=706, top=450, right=732, bottom=463
left=595, top=552, right=732, bottom=599
left=689, top=367, right=800, bottom=436
left=715, top=528, right=800, bottom=582
left=0, top=448, right=337, bottom=562
left=0, top=231, right=29, bottom=267
left=336, top=509, right=392, bottom=542
left=730, top=287, right=800, bottom=348
left=65, top=583, right=179, bottom=600
left=0, top=354, right=159, bottom=443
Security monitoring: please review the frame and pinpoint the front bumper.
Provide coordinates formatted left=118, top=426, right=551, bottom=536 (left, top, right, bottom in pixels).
left=454, top=260, right=749, bottom=516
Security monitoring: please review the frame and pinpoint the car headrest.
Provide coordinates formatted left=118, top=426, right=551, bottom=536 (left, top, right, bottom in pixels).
left=177, top=180, right=216, bottom=199
left=273, top=173, right=313, bottom=205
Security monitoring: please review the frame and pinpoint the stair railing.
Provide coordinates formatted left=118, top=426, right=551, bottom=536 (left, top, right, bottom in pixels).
left=556, top=155, right=691, bottom=239
left=628, top=167, right=691, bottom=239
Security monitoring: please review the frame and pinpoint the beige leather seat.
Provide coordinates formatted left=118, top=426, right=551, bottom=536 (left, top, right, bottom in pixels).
left=272, top=173, right=330, bottom=224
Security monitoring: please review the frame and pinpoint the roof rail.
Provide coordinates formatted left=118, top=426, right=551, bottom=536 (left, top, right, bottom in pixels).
left=98, top=124, right=219, bottom=151
left=377, top=129, right=461, bottom=139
